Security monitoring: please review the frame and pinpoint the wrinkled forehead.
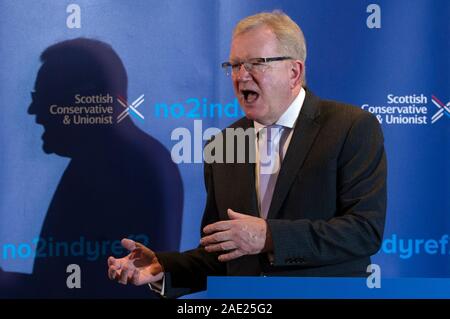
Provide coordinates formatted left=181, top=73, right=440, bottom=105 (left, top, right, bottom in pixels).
left=229, top=26, right=282, bottom=61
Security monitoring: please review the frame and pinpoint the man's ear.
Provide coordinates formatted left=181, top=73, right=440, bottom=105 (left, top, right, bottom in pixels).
left=290, top=60, right=304, bottom=89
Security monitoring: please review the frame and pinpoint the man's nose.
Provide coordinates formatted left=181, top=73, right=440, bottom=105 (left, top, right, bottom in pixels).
left=28, top=102, right=36, bottom=115
left=236, top=64, right=252, bottom=81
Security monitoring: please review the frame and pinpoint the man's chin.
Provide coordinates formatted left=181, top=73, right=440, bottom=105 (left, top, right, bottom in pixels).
left=41, top=138, right=73, bottom=157
left=42, top=141, right=66, bottom=156
left=242, top=109, right=270, bottom=125
left=241, top=105, right=258, bottom=119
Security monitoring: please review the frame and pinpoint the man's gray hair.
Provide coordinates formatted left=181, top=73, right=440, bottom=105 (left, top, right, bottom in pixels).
left=233, top=10, right=307, bottom=85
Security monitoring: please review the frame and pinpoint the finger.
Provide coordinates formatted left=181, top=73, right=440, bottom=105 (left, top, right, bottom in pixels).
left=107, top=256, right=116, bottom=267
left=204, top=241, right=237, bottom=253
left=118, top=265, right=131, bottom=285
left=218, top=249, right=245, bottom=262
left=108, top=265, right=120, bottom=281
left=227, top=208, right=250, bottom=220
left=200, top=230, right=232, bottom=246
left=121, top=238, right=136, bottom=252
left=133, top=242, right=146, bottom=250
left=108, top=266, right=115, bottom=280
left=107, top=256, right=127, bottom=268
left=203, top=221, right=232, bottom=234
left=130, top=269, right=140, bottom=285
left=109, top=256, right=127, bottom=270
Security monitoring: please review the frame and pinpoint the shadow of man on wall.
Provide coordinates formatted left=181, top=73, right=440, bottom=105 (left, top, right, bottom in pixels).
left=1, top=38, right=183, bottom=298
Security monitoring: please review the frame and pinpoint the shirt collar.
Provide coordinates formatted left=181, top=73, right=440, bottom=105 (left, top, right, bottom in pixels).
left=254, top=87, right=306, bottom=133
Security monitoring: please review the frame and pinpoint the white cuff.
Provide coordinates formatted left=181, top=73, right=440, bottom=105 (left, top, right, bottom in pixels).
left=148, top=274, right=165, bottom=296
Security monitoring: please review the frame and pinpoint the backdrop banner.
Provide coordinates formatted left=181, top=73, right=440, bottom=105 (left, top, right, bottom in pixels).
left=0, top=0, right=448, bottom=298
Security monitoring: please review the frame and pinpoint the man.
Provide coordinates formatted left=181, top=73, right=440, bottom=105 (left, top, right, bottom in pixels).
left=107, top=11, right=387, bottom=298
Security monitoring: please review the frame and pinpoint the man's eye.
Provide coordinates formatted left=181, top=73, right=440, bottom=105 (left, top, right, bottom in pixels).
left=251, top=62, right=265, bottom=68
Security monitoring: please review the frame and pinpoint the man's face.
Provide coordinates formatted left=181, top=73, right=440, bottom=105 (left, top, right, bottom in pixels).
left=230, top=26, right=295, bottom=125
left=28, top=64, right=77, bottom=157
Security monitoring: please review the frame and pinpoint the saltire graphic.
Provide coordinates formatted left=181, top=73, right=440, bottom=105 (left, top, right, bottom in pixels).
left=431, top=95, right=450, bottom=124
left=117, top=94, right=145, bottom=123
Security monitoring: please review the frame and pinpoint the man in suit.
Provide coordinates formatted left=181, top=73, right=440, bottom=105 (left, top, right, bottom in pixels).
left=107, top=11, right=387, bottom=298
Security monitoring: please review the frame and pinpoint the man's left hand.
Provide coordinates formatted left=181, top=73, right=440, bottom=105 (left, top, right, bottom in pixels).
left=200, top=209, right=269, bottom=262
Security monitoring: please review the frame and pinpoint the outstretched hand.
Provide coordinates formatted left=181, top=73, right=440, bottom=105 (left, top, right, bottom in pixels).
left=107, top=238, right=164, bottom=285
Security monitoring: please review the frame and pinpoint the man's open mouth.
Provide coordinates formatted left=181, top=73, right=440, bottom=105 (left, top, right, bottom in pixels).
left=241, top=89, right=259, bottom=103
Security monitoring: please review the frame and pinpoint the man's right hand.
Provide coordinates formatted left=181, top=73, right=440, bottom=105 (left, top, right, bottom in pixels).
left=107, top=238, right=164, bottom=285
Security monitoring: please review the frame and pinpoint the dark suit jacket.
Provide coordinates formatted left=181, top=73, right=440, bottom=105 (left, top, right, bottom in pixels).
left=156, top=89, right=387, bottom=298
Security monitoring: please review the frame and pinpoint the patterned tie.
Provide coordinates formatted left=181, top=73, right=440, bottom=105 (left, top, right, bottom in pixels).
left=258, top=124, right=288, bottom=219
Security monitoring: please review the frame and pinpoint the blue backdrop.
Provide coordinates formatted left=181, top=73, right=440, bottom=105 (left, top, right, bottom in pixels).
left=0, top=0, right=448, bottom=298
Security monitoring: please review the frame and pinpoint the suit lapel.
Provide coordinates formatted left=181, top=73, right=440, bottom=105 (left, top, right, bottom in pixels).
left=229, top=118, right=259, bottom=217
left=233, top=162, right=259, bottom=217
left=267, top=91, right=321, bottom=219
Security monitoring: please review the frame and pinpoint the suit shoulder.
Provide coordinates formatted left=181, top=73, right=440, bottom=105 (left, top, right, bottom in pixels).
left=226, top=116, right=252, bottom=130
left=317, top=97, right=379, bottom=127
